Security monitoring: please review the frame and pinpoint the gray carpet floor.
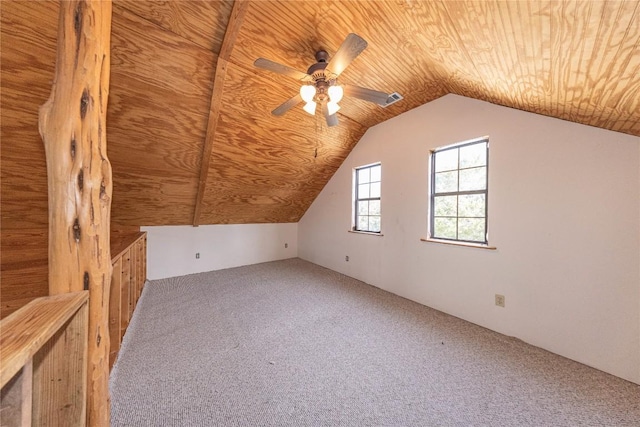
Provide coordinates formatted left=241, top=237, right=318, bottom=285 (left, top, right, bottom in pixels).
left=110, top=258, right=640, bottom=426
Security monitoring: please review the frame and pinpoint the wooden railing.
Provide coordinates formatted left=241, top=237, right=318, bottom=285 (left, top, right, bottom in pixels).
left=0, top=233, right=146, bottom=425
left=0, top=292, right=89, bottom=426
left=109, top=232, right=147, bottom=369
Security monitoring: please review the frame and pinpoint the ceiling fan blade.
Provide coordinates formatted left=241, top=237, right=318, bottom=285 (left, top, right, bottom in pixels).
left=322, top=102, right=339, bottom=127
left=254, top=58, right=309, bottom=81
left=272, top=94, right=303, bottom=116
left=343, top=84, right=389, bottom=106
left=325, top=33, right=368, bottom=78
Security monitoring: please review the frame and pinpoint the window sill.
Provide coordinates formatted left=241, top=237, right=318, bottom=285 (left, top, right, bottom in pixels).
left=420, top=237, right=496, bottom=250
left=348, top=230, right=384, bottom=237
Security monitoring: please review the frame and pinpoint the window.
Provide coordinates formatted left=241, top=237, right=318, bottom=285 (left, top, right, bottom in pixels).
left=354, top=163, right=381, bottom=233
left=430, top=138, right=488, bottom=244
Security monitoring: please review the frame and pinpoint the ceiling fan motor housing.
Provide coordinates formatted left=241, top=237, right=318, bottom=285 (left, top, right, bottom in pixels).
left=306, top=50, right=337, bottom=102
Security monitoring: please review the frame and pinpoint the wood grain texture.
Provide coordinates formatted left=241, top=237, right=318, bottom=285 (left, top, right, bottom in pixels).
left=193, top=0, right=250, bottom=226
left=114, top=0, right=233, bottom=52
left=107, top=2, right=216, bottom=226
left=1, top=229, right=49, bottom=319
left=94, top=0, right=640, bottom=226
left=108, top=232, right=146, bottom=368
left=1, top=1, right=58, bottom=319
left=32, top=300, right=88, bottom=426
left=2, top=0, right=639, bottom=233
left=119, top=250, right=131, bottom=342
left=0, top=361, right=33, bottom=427
left=109, top=258, right=122, bottom=370
left=0, top=292, right=88, bottom=389
left=37, top=0, right=113, bottom=424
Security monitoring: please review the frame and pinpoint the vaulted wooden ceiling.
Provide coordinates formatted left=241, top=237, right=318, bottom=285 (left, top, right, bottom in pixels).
left=18, top=1, right=640, bottom=227
left=108, top=0, right=640, bottom=227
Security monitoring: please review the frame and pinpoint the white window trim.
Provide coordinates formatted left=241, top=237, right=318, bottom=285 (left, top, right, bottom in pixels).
left=427, top=136, right=492, bottom=247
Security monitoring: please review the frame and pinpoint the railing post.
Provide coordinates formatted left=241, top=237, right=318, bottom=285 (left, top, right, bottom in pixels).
left=38, top=1, right=113, bottom=424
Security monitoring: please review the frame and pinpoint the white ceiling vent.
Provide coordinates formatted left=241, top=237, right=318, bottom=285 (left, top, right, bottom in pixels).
left=383, top=92, right=403, bottom=107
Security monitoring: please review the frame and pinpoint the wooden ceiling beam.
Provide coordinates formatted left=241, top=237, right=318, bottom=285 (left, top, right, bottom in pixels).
left=192, top=0, right=250, bottom=226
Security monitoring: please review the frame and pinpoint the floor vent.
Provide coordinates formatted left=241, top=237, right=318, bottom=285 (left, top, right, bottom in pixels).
left=383, top=92, right=403, bottom=107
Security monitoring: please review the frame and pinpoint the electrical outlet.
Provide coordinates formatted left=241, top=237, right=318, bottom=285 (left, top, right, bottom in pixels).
left=284, top=243, right=288, bottom=248
left=495, top=294, right=505, bottom=307
left=195, top=253, right=200, bottom=259
left=345, top=255, right=349, bottom=262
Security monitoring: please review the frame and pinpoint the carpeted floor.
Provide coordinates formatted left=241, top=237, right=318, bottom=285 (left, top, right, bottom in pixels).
left=110, top=258, right=640, bottom=426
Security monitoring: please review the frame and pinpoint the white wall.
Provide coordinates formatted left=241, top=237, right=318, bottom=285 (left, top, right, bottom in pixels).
left=143, top=223, right=297, bottom=280
left=298, top=94, right=640, bottom=384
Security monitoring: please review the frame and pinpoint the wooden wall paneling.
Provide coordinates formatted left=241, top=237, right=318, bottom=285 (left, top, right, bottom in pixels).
left=320, top=1, right=447, bottom=127
left=109, top=258, right=123, bottom=370
left=143, top=235, right=148, bottom=283
left=1, top=1, right=59, bottom=318
left=120, top=250, right=131, bottom=342
left=107, top=80, right=209, bottom=175
left=548, top=1, right=598, bottom=122
left=114, top=0, right=233, bottom=52
left=136, top=239, right=144, bottom=298
left=110, top=8, right=216, bottom=100
left=32, top=299, right=88, bottom=426
left=192, top=0, right=250, bottom=226
left=1, top=293, right=89, bottom=424
left=132, top=243, right=139, bottom=311
left=0, top=362, right=33, bottom=426
left=108, top=233, right=146, bottom=366
left=200, top=102, right=367, bottom=223
left=1, top=229, right=49, bottom=319
left=232, top=1, right=390, bottom=128
left=6, top=0, right=639, bottom=250
left=232, top=1, right=338, bottom=75
left=599, top=2, right=640, bottom=133
left=107, top=82, right=207, bottom=224
left=442, top=1, right=523, bottom=109
left=127, top=249, right=135, bottom=321
left=109, top=171, right=199, bottom=226
left=108, top=3, right=217, bottom=226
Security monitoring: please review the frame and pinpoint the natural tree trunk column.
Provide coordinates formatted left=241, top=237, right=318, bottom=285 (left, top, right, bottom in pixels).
left=38, top=1, right=113, bottom=425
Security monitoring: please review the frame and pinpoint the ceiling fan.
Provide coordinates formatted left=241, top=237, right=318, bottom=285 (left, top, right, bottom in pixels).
left=254, top=33, right=391, bottom=127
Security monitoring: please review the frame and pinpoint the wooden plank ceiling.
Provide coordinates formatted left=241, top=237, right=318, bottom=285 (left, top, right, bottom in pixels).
left=103, top=0, right=639, bottom=226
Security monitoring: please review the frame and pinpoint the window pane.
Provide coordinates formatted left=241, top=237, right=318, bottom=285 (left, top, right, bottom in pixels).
left=458, top=194, right=485, bottom=217
left=434, top=195, right=457, bottom=217
left=458, top=218, right=485, bottom=242
left=369, top=216, right=381, bottom=232
left=370, top=165, right=381, bottom=182
left=435, top=148, right=458, bottom=172
left=358, top=201, right=369, bottom=216
left=434, top=217, right=457, bottom=239
left=357, top=215, right=368, bottom=231
left=435, top=171, right=458, bottom=193
left=369, top=200, right=380, bottom=215
left=370, top=182, right=381, bottom=198
left=459, top=167, right=486, bottom=191
left=459, top=143, right=486, bottom=168
left=358, top=183, right=370, bottom=199
left=358, top=167, right=370, bottom=184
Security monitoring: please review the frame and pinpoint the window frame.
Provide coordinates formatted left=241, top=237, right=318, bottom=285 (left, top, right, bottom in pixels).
left=429, top=137, right=489, bottom=245
left=353, top=162, right=382, bottom=234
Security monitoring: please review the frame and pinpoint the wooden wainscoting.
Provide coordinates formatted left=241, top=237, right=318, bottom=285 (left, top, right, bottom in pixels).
left=109, top=232, right=147, bottom=370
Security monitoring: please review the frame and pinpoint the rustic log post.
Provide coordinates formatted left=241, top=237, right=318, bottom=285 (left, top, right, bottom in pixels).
left=38, top=1, right=113, bottom=425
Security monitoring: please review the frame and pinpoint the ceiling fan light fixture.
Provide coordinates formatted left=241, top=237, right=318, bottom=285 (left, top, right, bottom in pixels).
left=326, top=101, right=340, bottom=116
left=303, top=101, right=317, bottom=115
left=300, top=85, right=316, bottom=103
left=328, top=85, right=344, bottom=103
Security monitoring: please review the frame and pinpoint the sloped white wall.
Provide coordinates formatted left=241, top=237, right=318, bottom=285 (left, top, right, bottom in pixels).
left=298, top=94, right=640, bottom=384
left=143, top=223, right=297, bottom=280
